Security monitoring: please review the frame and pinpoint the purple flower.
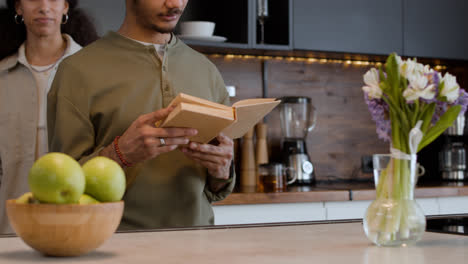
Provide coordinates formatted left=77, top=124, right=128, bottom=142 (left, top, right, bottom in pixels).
left=433, top=100, right=448, bottom=125
left=364, top=93, right=391, bottom=142
left=432, top=71, right=441, bottom=87
left=454, top=88, right=468, bottom=114
left=428, top=71, right=441, bottom=97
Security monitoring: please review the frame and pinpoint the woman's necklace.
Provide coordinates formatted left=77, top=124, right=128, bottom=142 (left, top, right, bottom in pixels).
left=27, top=36, right=67, bottom=73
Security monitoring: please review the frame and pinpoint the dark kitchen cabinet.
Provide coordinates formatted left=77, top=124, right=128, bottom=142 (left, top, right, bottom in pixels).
left=179, top=0, right=292, bottom=49
left=178, top=0, right=251, bottom=48
left=253, top=0, right=293, bottom=50
left=293, top=0, right=403, bottom=55
left=79, top=0, right=468, bottom=61
left=403, top=0, right=468, bottom=61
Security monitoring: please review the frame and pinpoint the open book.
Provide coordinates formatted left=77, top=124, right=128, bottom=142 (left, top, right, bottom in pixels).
left=156, top=93, right=280, bottom=143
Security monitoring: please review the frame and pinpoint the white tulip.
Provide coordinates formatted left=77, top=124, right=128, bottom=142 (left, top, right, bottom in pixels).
left=395, top=55, right=403, bottom=65
left=440, top=73, right=460, bottom=102
left=400, top=59, right=415, bottom=78
left=400, top=59, right=425, bottom=79
left=403, top=74, right=436, bottom=101
left=422, top=64, right=435, bottom=75
left=362, top=68, right=382, bottom=99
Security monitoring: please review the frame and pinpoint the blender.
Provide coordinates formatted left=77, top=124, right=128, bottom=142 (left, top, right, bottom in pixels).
left=279, top=96, right=317, bottom=185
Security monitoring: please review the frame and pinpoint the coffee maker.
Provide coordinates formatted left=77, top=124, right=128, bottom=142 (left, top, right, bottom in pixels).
left=439, top=114, right=467, bottom=181
left=279, top=96, right=316, bottom=185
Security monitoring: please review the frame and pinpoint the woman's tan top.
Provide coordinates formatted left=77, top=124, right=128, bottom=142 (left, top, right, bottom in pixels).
left=0, top=36, right=81, bottom=234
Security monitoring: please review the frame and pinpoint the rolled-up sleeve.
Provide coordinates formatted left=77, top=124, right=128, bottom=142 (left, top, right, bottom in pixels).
left=204, top=164, right=236, bottom=203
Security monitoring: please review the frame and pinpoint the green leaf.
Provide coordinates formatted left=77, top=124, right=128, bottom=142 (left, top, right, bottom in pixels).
left=390, top=109, right=402, bottom=150
left=410, top=100, right=420, bottom=127
left=383, top=96, right=410, bottom=133
left=385, top=53, right=401, bottom=99
left=420, top=103, right=436, bottom=134
left=399, top=76, right=408, bottom=107
left=401, top=76, right=408, bottom=92
left=438, top=81, right=445, bottom=100
left=403, top=101, right=413, bottom=125
left=379, top=66, right=386, bottom=82
left=379, top=67, right=389, bottom=94
left=418, top=105, right=461, bottom=151
left=380, top=81, right=389, bottom=94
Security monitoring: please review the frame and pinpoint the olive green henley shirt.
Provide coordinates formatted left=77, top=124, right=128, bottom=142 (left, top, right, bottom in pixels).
left=47, top=32, right=235, bottom=230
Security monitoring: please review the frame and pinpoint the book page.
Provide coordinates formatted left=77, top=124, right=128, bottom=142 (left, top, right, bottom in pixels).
left=160, top=103, right=235, bottom=143
left=222, top=100, right=280, bottom=139
left=232, top=98, right=277, bottom=107
left=170, top=93, right=231, bottom=111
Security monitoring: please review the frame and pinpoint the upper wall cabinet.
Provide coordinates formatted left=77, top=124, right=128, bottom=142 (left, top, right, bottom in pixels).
left=178, top=0, right=251, bottom=48
left=404, top=0, right=468, bottom=61
left=293, top=0, right=403, bottom=55
left=179, top=0, right=292, bottom=49
left=253, top=0, right=293, bottom=50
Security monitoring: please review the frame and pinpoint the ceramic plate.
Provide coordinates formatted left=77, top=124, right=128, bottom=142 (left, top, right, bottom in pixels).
left=178, top=35, right=227, bottom=42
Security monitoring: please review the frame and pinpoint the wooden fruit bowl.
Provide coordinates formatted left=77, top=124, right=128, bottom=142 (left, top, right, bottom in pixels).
left=5, top=199, right=124, bottom=257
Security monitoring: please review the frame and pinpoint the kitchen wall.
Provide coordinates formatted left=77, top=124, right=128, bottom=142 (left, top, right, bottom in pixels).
left=208, top=55, right=468, bottom=182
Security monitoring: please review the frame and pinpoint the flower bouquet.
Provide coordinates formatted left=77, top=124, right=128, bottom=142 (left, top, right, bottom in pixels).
left=362, top=53, right=468, bottom=246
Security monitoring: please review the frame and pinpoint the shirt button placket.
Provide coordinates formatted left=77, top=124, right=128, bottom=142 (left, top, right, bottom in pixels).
left=162, top=63, right=172, bottom=106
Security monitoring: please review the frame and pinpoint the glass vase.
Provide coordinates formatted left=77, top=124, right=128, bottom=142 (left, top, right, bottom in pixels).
left=363, top=154, right=426, bottom=246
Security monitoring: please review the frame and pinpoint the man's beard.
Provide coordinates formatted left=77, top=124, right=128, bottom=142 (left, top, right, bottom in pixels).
left=147, top=23, right=175, bottom=34
left=133, top=2, right=182, bottom=34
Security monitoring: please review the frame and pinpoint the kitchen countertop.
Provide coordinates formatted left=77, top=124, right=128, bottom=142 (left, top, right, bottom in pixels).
left=214, top=181, right=468, bottom=205
left=0, top=221, right=466, bottom=263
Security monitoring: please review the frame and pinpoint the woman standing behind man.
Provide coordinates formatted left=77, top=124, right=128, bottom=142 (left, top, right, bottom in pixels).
left=0, top=0, right=98, bottom=233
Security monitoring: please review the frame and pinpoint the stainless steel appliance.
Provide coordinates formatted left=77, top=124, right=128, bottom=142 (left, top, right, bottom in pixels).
left=439, top=115, right=467, bottom=181
left=426, top=215, right=468, bottom=236
left=257, top=0, right=268, bottom=44
left=279, top=97, right=316, bottom=185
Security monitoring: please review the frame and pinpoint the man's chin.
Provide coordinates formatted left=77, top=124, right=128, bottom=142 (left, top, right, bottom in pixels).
left=150, top=24, right=176, bottom=34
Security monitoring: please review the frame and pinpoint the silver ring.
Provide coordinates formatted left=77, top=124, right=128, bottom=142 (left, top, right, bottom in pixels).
left=159, top=137, right=166, bottom=147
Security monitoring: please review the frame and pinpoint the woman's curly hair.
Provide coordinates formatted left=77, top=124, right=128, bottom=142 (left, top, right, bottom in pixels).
left=0, top=0, right=99, bottom=60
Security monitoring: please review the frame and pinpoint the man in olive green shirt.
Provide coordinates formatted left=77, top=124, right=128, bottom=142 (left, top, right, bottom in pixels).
left=47, top=0, right=235, bottom=230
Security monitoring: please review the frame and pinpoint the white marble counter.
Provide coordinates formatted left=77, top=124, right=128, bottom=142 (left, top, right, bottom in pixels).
left=0, top=222, right=466, bottom=263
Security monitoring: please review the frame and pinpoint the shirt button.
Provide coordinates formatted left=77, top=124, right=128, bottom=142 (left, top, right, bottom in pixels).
left=164, top=86, right=169, bottom=92
left=162, top=66, right=167, bottom=71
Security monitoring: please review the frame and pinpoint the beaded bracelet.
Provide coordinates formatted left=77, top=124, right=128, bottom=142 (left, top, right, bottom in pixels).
left=113, top=136, right=133, bottom=167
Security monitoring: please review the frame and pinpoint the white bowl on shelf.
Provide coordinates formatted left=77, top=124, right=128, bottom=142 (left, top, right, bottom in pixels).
left=180, top=21, right=215, bottom=37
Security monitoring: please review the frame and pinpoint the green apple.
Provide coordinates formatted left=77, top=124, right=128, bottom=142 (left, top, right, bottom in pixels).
left=82, top=156, right=126, bottom=202
left=28, top=152, right=85, bottom=204
left=79, top=194, right=100, bottom=204
left=16, top=192, right=40, bottom=204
